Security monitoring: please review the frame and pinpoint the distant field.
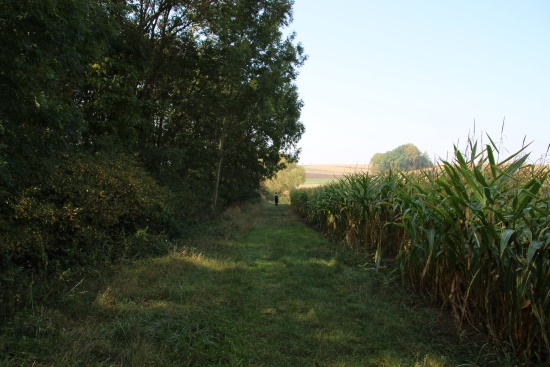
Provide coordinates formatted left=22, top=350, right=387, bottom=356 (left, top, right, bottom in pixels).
left=300, top=164, right=371, bottom=188
left=304, top=178, right=336, bottom=184
left=302, top=178, right=336, bottom=187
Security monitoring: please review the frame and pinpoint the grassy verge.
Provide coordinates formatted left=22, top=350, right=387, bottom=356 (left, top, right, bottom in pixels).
left=1, top=199, right=483, bottom=366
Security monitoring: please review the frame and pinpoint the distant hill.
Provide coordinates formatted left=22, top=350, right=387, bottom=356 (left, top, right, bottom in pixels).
left=300, top=164, right=371, bottom=187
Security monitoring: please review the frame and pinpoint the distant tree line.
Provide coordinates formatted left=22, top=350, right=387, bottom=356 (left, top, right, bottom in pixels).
left=0, top=0, right=305, bottom=314
left=370, top=144, right=432, bottom=173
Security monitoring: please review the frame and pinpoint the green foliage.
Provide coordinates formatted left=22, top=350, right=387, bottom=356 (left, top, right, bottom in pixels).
left=370, top=143, right=432, bottom=173
left=193, top=0, right=306, bottom=207
left=0, top=0, right=108, bottom=191
left=291, top=139, right=550, bottom=363
left=264, top=158, right=306, bottom=194
left=6, top=153, right=172, bottom=266
left=1, top=0, right=305, bottom=209
left=1, top=153, right=172, bottom=315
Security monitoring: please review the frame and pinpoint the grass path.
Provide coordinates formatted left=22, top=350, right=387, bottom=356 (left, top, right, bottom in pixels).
left=2, top=200, right=481, bottom=366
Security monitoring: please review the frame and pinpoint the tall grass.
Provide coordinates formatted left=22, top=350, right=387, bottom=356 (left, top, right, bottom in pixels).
left=291, top=139, right=549, bottom=363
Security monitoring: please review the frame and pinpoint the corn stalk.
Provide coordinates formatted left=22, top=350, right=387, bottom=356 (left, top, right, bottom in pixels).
left=290, top=138, right=549, bottom=361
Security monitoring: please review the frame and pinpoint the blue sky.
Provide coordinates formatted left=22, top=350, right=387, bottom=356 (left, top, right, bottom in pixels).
left=288, top=0, right=549, bottom=164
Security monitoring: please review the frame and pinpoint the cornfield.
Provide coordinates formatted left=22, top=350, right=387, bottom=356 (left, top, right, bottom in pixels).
left=291, top=140, right=549, bottom=362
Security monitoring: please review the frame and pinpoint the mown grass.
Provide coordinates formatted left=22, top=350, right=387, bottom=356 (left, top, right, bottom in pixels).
left=1, top=200, right=482, bottom=366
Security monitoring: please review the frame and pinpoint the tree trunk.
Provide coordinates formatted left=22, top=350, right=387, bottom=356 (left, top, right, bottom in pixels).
left=212, top=153, right=223, bottom=210
left=212, top=127, right=225, bottom=210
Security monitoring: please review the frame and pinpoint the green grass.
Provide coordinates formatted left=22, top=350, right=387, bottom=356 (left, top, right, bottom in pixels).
left=303, top=178, right=336, bottom=186
left=1, top=200, right=483, bottom=366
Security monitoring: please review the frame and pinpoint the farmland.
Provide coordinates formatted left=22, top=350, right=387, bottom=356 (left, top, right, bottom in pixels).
left=292, top=142, right=550, bottom=364
left=301, top=164, right=371, bottom=187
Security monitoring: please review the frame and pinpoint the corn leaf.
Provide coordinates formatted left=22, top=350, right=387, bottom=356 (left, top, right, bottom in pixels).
left=527, top=241, right=543, bottom=265
left=500, top=229, right=515, bottom=257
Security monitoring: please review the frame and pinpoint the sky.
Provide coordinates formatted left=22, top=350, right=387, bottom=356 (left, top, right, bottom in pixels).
left=287, top=0, right=549, bottom=164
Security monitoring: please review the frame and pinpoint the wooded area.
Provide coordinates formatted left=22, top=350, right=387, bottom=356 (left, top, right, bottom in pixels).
left=0, top=0, right=305, bottom=315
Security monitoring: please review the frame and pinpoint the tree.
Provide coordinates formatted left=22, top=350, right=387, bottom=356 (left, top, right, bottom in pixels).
left=370, top=144, right=432, bottom=173
left=0, top=0, right=306, bottom=259
left=195, top=0, right=305, bottom=208
left=116, top=0, right=306, bottom=209
left=263, top=158, right=305, bottom=194
left=0, top=0, right=114, bottom=202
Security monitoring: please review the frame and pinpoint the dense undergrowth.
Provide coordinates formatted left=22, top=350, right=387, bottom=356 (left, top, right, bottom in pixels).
left=291, top=140, right=549, bottom=365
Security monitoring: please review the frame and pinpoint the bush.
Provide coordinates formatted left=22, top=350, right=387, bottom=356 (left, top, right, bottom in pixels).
left=1, top=152, right=173, bottom=315
left=7, top=152, right=172, bottom=267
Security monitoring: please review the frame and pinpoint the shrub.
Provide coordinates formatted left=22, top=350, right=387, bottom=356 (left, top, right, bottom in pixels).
left=1, top=152, right=173, bottom=315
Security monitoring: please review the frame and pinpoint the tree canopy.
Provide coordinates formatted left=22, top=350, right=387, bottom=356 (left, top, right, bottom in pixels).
left=370, top=144, right=433, bottom=173
left=0, top=0, right=305, bottom=207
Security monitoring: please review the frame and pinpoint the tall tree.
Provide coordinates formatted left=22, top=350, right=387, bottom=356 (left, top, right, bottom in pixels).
left=197, top=0, right=305, bottom=208
left=1, top=0, right=306, bottom=225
